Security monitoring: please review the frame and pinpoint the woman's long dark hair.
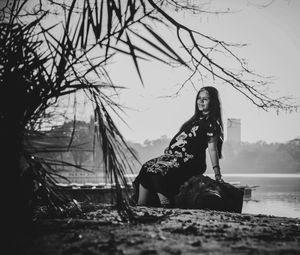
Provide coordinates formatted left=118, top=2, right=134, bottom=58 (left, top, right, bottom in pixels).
left=180, top=86, right=224, bottom=158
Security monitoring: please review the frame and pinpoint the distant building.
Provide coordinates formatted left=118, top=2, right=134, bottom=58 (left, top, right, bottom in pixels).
left=227, top=118, right=241, bottom=144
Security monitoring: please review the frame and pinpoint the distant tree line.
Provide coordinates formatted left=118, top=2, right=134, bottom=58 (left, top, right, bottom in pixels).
left=29, top=119, right=103, bottom=172
left=128, top=137, right=300, bottom=174
left=221, top=140, right=300, bottom=174
left=39, top=121, right=300, bottom=175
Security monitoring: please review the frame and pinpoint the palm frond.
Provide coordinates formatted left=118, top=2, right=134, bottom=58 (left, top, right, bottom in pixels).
left=126, top=32, right=144, bottom=85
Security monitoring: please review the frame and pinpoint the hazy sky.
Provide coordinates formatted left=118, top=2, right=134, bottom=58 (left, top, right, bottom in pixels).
left=104, top=0, right=300, bottom=144
left=5, top=0, right=297, bottom=144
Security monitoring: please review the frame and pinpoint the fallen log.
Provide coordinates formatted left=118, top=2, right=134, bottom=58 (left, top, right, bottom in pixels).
left=174, top=175, right=244, bottom=213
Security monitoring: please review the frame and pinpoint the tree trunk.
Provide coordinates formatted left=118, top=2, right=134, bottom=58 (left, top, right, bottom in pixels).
left=1, top=123, right=33, bottom=254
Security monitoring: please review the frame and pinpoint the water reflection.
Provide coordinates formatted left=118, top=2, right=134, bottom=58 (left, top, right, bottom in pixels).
left=221, top=174, right=300, bottom=219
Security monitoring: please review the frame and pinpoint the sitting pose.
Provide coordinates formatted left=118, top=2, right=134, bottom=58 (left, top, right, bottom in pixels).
left=133, top=86, right=224, bottom=207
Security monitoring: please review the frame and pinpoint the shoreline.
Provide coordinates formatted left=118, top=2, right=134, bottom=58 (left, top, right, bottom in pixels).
left=27, top=204, right=300, bottom=254
left=124, top=173, right=300, bottom=178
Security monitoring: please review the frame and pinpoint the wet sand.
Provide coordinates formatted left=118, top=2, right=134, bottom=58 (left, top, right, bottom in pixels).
left=27, top=204, right=300, bottom=255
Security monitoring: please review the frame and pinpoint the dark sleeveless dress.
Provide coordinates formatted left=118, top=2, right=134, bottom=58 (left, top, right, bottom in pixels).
left=133, top=115, right=222, bottom=204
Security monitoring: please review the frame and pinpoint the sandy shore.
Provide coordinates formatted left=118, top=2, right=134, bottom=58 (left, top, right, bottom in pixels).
left=27, top=204, right=300, bottom=255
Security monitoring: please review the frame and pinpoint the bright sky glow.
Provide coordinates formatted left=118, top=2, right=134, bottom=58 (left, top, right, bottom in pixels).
left=103, top=0, right=300, bottom=144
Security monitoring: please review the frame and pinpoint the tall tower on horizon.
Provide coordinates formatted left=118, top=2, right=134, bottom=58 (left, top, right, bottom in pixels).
left=227, top=118, right=241, bottom=144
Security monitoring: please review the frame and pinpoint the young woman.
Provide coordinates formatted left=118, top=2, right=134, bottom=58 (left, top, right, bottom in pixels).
left=133, top=86, right=224, bottom=207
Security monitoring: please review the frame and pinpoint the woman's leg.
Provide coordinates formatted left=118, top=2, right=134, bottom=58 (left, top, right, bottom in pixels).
left=136, top=158, right=172, bottom=206
left=137, top=183, right=150, bottom=205
left=157, top=192, right=171, bottom=206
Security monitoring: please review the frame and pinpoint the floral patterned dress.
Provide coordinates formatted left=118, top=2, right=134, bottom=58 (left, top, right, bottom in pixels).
left=133, top=115, right=222, bottom=201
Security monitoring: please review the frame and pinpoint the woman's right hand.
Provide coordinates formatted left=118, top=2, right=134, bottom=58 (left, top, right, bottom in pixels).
left=215, top=173, right=224, bottom=183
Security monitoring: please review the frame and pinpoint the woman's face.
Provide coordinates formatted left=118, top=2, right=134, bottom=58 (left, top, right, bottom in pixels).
left=197, top=90, right=210, bottom=114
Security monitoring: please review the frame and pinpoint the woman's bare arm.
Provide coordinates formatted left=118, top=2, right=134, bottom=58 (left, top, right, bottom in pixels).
left=208, top=139, right=223, bottom=182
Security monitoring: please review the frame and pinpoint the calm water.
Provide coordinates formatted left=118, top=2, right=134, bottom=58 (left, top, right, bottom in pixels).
left=220, top=173, right=300, bottom=219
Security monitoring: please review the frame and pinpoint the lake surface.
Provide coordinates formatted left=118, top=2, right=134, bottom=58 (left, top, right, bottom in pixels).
left=220, top=173, right=300, bottom=219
